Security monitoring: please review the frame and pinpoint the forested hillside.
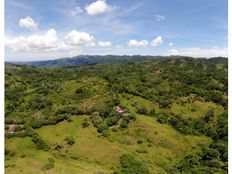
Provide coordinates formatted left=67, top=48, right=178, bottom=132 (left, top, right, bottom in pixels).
left=9, top=55, right=167, bottom=67
left=5, top=57, right=228, bottom=174
left=9, top=55, right=225, bottom=67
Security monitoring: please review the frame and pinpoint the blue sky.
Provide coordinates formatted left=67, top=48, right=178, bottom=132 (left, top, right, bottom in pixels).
left=5, top=0, right=228, bottom=61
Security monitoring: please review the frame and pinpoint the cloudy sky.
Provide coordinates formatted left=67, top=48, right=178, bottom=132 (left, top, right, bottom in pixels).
left=5, top=0, right=228, bottom=61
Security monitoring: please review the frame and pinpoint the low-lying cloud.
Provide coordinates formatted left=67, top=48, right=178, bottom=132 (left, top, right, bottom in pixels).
left=6, top=29, right=94, bottom=52
left=128, top=39, right=149, bottom=47
left=168, top=47, right=228, bottom=58
left=98, top=41, right=112, bottom=47
left=5, top=29, right=67, bottom=51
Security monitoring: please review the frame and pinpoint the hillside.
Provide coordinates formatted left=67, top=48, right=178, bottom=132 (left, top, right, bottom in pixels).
left=8, top=55, right=227, bottom=67
left=5, top=57, right=228, bottom=174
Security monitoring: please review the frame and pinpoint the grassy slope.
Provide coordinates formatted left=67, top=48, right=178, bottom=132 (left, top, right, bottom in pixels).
left=120, top=93, right=224, bottom=119
left=171, top=100, right=224, bottom=119
left=6, top=115, right=210, bottom=174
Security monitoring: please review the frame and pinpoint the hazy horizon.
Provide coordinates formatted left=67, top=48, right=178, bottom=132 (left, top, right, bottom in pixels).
left=6, top=54, right=228, bottom=63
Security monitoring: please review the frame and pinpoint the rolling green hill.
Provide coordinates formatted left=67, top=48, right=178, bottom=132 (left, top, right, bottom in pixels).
left=5, top=57, right=228, bottom=174
left=8, top=55, right=227, bottom=67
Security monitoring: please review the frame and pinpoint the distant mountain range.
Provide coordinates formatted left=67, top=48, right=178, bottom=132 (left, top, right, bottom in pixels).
left=7, top=55, right=227, bottom=67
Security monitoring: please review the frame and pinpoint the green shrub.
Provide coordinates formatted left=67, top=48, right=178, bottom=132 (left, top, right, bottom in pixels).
left=206, top=160, right=224, bottom=168
left=5, top=149, right=10, bottom=156
left=65, top=136, right=75, bottom=145
left=136, top=105, right=149, bottom=115
left=202, top=148, right=220, bottom=160
left=96, top=122, right=108, bottom=133
left=21, top=154, right=26, bottom=158
left=157, top=114, right=169, bottom=124
left=115, top=154, right=149, bottom=174
left=5, top=150, right=15, bottom=157
left=82, top=118, right=90, bottom=128
left=106, top=116, right=118, bottom=126
left=32, top=134, right=49, bottom=151
left=128, top=113, right=136, bottom=121
left=204, top=109, right=214, bottom=122
left=91, top=112, right=103, bottom=127
left=101, top=130, right=110, bottom=137
left=119, top=120, right=128, bottom=128
left=42, top=158, right=55, bottom=170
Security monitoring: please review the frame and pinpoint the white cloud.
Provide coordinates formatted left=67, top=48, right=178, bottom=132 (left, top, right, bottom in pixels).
left=151, top=36, right=163, bottom=47
left=5, top=29, right=110, bottom=52
left=168, top=47, right=228, bottom=58
left=155, top=14, right=165, bottom=21
left=128, top=39, right=149, bottom=47
left=70, top=6, right=83, bottom=16
left=5, top=29, right=68, bottom=51
left=115, top=45, right=122, bottom=48
left=18, top=16, right=38, bottom=30
left=169, top=42, right=173, bottom=46
left=65, top=30, right=96, bottom=46
left=98, top=41, right=112, bottom=47
left=85, top=0, right=115, bottom=15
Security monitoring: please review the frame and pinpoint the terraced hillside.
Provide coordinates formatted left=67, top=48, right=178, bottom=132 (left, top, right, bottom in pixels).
left=5, top=57, right=228, bottom=174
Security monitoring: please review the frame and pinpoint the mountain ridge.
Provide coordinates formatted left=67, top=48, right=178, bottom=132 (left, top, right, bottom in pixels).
left=7, top=55, right=227, bottom=67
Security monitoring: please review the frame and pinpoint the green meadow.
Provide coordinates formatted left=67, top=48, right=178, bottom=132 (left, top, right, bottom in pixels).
left=6, top=114, right=211, bottom=174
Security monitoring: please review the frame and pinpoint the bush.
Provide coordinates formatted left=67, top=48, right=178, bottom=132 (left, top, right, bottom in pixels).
left=75, top=88, right=93, bottom=99
left=128, top=113, right=136, bottom=121
left=21, top=154, right=26, bottom=158
left=82, top=118, right=90, bottom=128
left=75, top=88, right=84, bottom=94
left=157, top=114, right=169, bottom=124
left=206, top=160, right=224, bottom=168
left=101, top=130, right=110, bottom=137
left=120, top=120, right=128, bottom=128
left=5, top=149, right=10, bottom=156
left=159, top=99, right=171, bottom=108
left=177, top=153, right=201, bottom=171
left=115, top=154, right=149, bottom=174
left=91, top=112, right=103, bottom=127
left=204, top=109, right=214, bottom=122
left=96, top=122, right=108, bottom=133
left=67, top=116, right=73, bottom=122
left=42, top=158, right=55, bottom=170
left=112, top=127, right=118, bottom=132
left=135, top=105, right=149, bottom=115
left=65, top=136, right=75, bottom=145
left=5, top=118, right=14, bottom=124
left=5, top=150, right=15, bottom=157
left=32, top=134, right=49, bottom=151
left=106, top=116, right=118, bottom=126
left=202, top=148, right=220, bottom=160
left=191, top=108, right=197, bottom=112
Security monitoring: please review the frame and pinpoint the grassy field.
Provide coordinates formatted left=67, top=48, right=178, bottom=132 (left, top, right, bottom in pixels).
left=170, top=99, right=224, bottom=119
left=5, top=115, right=211, bottom=174
left=120, top=93, right=224, bottom=119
